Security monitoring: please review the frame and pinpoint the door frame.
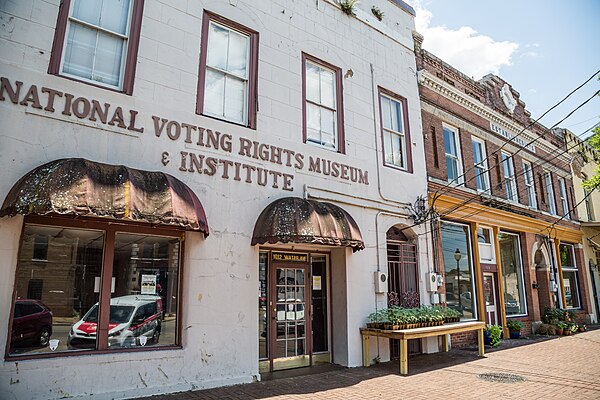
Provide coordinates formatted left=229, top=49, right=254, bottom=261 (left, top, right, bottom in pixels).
left=268, top=253, right=312, bottom=371
left=483, top=272, right=499, bottom=325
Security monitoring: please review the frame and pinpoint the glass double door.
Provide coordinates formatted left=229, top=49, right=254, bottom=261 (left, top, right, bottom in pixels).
left=270, top=264, right=311, bottom=370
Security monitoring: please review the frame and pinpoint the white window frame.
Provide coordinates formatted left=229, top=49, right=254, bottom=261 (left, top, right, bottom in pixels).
left=558, top=177, right=570, bottom=219
left=203, top=20, right=251, bottom=126
left=544, top=171, right=557, bottom=215
left=59, top=0, right=133, bottom=91
left=501, top=152, right=517, bottom=202
left=381, top=93, right=407, bottom=170
left=560, top=243, right=581, bottom=309
left=304, top=60, right=339, bottom=151
left=477, top=226, right=495, bottom=263
left=522, top=161, right=537, bottom=209
left=443, top=124, right=463, bottom=185
left=471, top=137, right=490, bottom=193
left=499, top=231, right=528, bottom=317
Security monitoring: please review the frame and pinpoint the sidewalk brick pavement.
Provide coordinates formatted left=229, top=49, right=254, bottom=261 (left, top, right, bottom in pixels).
left=137, top=329, right=600, bottom=400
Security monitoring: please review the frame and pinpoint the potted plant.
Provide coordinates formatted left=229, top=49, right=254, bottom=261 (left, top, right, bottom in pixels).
left=555, top=321, right=566, bottom=336
left=484, top=325, right=502, bottom=347
left=506, top=320, right=524, bottom=339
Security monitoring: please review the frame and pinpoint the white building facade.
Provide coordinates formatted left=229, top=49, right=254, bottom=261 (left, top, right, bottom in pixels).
left=0, top=1, right=431, bottom=399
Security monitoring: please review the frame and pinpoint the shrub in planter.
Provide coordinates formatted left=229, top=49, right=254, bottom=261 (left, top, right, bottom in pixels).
left=556, top=321, right=567, bottom=336
left=506, top=320, right=524, bottom=339
left=484, top=325, right=502, bottom=347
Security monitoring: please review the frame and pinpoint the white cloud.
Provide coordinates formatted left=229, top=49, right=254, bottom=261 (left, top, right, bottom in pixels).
left=409, top=1, right=519, bottom=79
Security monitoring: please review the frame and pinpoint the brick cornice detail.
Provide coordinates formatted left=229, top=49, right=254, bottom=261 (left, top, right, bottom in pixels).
left=418, top=70, right=569, bottom=162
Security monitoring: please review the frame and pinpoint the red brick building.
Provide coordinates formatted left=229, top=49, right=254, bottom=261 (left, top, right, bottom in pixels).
left=414, top=33, right=593, bottom=343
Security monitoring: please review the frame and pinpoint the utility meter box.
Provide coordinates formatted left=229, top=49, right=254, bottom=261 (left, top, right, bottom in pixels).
left=374, top=271, right=388, bottom=293
left=427, top=272, right=437, bottom=292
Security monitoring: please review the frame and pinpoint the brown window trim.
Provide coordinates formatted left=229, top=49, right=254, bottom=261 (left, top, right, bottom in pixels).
left=5, top=214, right=186, bottom=361
left=377, top=86, right=413, bottom=173
left=48, top=0, right=144, bottom=95
left=196, top=10, right=259, bottom=130
left=301, top=52, right=345, bottom=154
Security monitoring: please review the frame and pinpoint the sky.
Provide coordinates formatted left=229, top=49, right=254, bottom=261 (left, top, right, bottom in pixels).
left=405, top=0, right=600, bottom=139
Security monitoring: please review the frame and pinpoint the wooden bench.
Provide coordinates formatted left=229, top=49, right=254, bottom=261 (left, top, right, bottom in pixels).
left=360, top=321, right=486, bottom=375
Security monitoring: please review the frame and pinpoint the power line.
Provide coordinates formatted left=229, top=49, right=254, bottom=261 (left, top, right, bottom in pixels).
left=429, top=69, right=600, bottom=204
left=430, top=90, right=600, bottom=222
left=397, top=114, right=595, bottom=240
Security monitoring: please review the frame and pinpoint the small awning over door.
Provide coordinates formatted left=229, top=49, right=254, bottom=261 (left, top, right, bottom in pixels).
left=0, top=158, right=209, bottom=235
left=251, top=197, right=364, bottom=252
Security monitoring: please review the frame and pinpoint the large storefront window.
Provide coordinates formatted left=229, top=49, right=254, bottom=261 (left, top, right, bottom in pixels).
left=8, top=220, right=182, bottom=357
left=560, top=243, right=581, bottom=309
left=441, top=221, right=477, bottom=320
left=499, top=232, right=527, bottom=316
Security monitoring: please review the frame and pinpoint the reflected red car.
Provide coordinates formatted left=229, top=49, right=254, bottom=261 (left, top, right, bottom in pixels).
left=11, top=299, right=53, bottom=347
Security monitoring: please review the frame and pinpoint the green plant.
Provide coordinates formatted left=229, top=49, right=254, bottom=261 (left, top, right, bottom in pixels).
left=506, top=320, right=524, bottom=332
left=570, top=323, right=579, bottom=333
left=485, top=325, right=502, bottom=347
left=339, top=0, right=359, bottom=16
left=371, top=5, right=384, bottom=21
left=556, top=321, right=567, bottom=330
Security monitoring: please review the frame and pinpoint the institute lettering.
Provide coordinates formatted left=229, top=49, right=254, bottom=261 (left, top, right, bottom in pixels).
left=0, top=77, right=369, bottom=191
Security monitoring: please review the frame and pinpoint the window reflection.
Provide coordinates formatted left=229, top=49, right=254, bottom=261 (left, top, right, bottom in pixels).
left=441, top=221, right=477, bottom=320
left=106, top=233, right=180, bottom=350
left=11, top=225, right=103, bottom=355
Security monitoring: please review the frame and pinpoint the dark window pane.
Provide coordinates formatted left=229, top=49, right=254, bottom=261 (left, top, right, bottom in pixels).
left=11, top=225, right=103, bottom=355
left=107, top=233, right=180, bottom=350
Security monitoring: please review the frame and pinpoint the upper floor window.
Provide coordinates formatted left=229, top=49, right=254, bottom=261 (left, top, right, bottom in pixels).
left=49, top=0, right=144, bottom=94
left=558, top=178, right=570, bottom=219
left=443, top=124, right=463, bottom=184
left=560, top=243, right=581, bottom=309
left=501, top=152, right=517, bottom=202
left=544, top=171, right=557, bottom=215
left=471, top=137, right=489, bottom=192
left=379, top=89, right=412, bottom=172
left=477, top=226, right=494, bottom=263
left=302, top=54, right=344, bottom=152
left=522, top=161, right=537, bottom=209
left=197, top=12, right=258, bottom=128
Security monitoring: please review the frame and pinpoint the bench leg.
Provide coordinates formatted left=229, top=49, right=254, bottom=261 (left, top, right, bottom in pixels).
left=477, top=329, right=485, bottom=357
left=362, top=334, right=370, bottom=367
left=441, top=334, right=449, bottom=352
left=399, top=339, right=408, bottom=375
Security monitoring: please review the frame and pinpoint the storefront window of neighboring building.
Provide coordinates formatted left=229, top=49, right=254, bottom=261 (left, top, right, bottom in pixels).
left=558, top=178, right=570, bottom=219
left=443, top=124, right=463, bottom=185
left=471, top=137, right=490, bottom=192
left=49, top=0, right=144, bottom=94
left=544, top=171, right=557, bottom=215
left=197, top=11, right=258, bottom=128
left=499, top=232, right=527, bottom=316
left=522, top=161, right=538, bottom=209
left=501, top=152, right=518, bottom=202
left=477, top=227, right=494, bottom=263
left=8, top=221, right=182, bottom=358
left=560, top=243, right=581, bottom=309
left=303, top=54, right=344, bottom=152
left=379, top=89, right=411, bottom=171
left=441, top=221, right=477, bottom=320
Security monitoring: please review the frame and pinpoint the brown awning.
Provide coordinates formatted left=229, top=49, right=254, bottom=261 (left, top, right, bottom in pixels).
left=0, top=158, right=209, bottom=235
left=251, top=197, right=364, bottom=252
